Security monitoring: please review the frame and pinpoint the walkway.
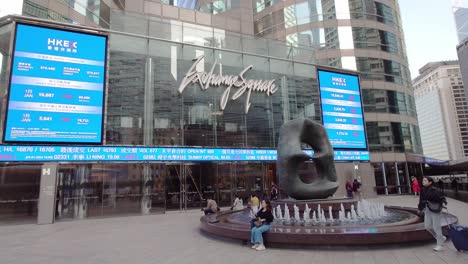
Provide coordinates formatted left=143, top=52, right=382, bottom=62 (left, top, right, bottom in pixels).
left=0, top=195, right=467, bottom=264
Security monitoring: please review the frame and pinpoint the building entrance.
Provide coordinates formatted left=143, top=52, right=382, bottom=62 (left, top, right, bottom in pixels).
left=51, top=161, right=277, bottom=220
left=165, top=162, right=277, bottom=210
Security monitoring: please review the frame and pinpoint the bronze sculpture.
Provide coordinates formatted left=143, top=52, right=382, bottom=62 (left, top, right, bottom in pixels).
left=277, top=118, right=338, bottom=199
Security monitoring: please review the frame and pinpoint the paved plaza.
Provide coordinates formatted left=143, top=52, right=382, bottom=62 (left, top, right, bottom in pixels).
left=0, top=195, right=467, bottom=264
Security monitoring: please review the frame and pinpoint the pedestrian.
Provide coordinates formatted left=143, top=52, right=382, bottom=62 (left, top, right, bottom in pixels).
left=411, top=176, right=420, bottom=196
left=250, top=199, right=274, bottom=251
left=418, top=176, right=447, bottom=251
left=352, top=179, right=362, bottom=200
left=437, top=178, right=444, bottom=193
left=451, top=178, right=459, bottom=194
left=270, top=183, right=278, bottom=200
left=346, top=180, right=353, bottom=198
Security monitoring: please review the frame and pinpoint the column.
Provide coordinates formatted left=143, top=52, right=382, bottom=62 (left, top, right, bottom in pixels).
left=141, top=163, right=152, bottom=215
left=395, top=162, right=401, bottom=194
left=37, top=163, right=58, bottom=224
left=381, top=163, right=388, bottom=195
left=404, top=162, right=411, bottom=193
left=141, top=57, right=154, bottom=215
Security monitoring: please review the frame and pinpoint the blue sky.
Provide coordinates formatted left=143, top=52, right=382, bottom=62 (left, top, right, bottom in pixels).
left=399, top=0, right=461, bottom=79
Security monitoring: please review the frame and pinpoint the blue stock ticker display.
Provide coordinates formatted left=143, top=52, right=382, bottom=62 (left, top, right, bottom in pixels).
left=0, top=146, right=369, bottom=162
left=318, top=69, right=368, bottom=150
left=3, top=24, right=107, bottom=144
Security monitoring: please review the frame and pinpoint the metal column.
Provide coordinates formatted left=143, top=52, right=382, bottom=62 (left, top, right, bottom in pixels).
left=141, top=57, right=154, bottom=215
left=381, top=163, right=388, bottom=195
left=395, top=162, right=401, bottom=194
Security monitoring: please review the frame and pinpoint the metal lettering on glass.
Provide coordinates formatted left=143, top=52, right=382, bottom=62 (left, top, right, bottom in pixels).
left=178, top=55, right=278, bottom=113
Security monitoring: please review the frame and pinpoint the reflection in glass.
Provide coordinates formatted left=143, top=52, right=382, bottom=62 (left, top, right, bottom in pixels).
left=356, top=57, right=408, bottom=85
left=107, top=51, right=145, bottom=145
left=149, top=19, right=183, bottom=42
left=287, top=28, right=329, bottom=50
left=352, top=27, right=400, bottom=54
left=183, top=24, right=214, bottom=46
left=366, top=122, right=422, bottom=153
left=349, top=0, right=396, bottom=27
left=362, top=90, right=417, bottom=117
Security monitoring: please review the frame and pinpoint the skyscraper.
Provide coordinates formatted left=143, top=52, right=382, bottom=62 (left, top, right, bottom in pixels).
left=413, top=61, right=468, bottom=160
left=453, top=0, right=468, bottom=41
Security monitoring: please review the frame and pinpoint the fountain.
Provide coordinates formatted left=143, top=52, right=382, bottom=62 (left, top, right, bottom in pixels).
left=293, top=204, right=300, bottom=223
left=201, top=197, right=458, bottom=245
left=283, top=204, right=291, bottom=223
left=200, top=118, right=458, bottom=245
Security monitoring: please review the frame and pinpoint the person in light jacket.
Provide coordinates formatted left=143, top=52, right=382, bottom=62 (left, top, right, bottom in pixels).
left=231, top=195, right=243, bottom=210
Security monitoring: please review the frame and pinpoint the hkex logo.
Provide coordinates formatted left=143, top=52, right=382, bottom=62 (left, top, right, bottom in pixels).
left=47, top=38, right=78, bottom=53
left=331, top=77, right=346, bottom=87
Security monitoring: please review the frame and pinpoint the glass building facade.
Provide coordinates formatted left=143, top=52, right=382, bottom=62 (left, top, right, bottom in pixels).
left=252, top=0, right=423, bottom=194
left=0, top=0, right=424, bottom=224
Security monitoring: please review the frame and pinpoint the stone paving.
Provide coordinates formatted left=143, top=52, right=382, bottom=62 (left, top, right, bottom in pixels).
left=0, top=195, right=467, bottom=264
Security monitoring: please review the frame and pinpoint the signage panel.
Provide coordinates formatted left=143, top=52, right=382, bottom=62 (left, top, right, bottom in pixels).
left=3, top=24, right=107, bottom=144
left=318, top=69, right=367, bottom=150
left=0, top=145, right=370, bottom=162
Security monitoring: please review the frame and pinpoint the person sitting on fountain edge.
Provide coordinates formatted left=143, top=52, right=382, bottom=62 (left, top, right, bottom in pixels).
left=202, top=196, right=219, bottom=215
left=251, top=199, right=274, bottom=251
left=250, top=194, right=260, bottom=209
left=231, top=194, right=243, bottom=211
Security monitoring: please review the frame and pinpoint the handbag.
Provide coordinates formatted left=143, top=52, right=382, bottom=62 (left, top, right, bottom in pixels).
left=427, top=201, right=442, bottom=213
left=254, top=220, right=263, bottom=227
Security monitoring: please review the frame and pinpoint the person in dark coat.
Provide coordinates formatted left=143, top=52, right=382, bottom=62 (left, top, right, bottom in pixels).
left=437, top=179, right=444, bottom=193
left=418, top=176, right=447, bottom=252
left=345, top=180, right=353, bottom=198
left=270, top=184, right=278, bottom=200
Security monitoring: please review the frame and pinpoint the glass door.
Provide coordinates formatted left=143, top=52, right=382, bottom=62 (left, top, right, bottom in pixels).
left=185, top=163, right=214, bottom=210
left=216, top=163, right=233, bottom=207
left=165, top=163, right=183, bottom=211
left=165, top=162, right=218, bottom=211
left=0, top=164, right=41, bottom=224
left=56, top=163, right=166, bottom=219
left=233, top=163, right=265, bottom=201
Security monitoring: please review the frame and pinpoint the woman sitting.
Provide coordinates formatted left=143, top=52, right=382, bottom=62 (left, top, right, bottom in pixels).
left=250, top=199, right=273, bottom=251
